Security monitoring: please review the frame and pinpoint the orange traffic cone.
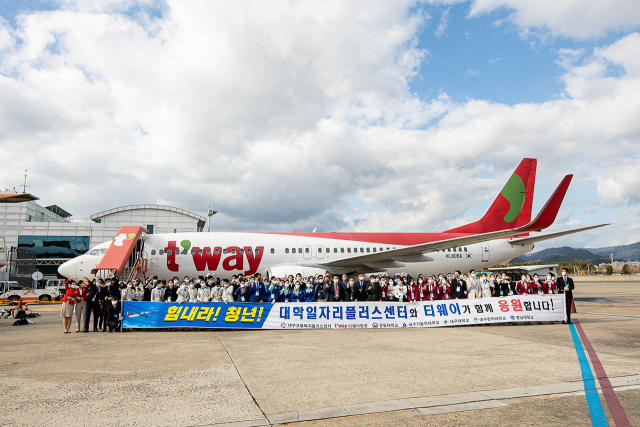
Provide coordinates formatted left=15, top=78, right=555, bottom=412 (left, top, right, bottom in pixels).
left=17, top=298, right=23, bottom=310
left=571, top=299, right=577, bottom=314
left=24, top=302, right=29, bottom=312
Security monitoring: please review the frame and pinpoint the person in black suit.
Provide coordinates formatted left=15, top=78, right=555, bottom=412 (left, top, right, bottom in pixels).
left=354, top=274, right=368, bottom=302
left=366, top=276, right=380, bottom=301
left=557, top=267, right=575, bottom=323
left=450, top=271, right=466, bottom=299
left=102, top=278, right=121, bottom=332
left=326, top=276, right=343, bottom=302
left=105, top=298, right=120, bottom=332
left=84, top=278, right=101, bottom=332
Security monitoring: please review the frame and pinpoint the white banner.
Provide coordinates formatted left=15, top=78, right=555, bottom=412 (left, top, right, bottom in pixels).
left=263, top=295, right=566, bottom=329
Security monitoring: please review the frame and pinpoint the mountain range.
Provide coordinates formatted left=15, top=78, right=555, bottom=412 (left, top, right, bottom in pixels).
left=508, top=241, right=640, bottom=265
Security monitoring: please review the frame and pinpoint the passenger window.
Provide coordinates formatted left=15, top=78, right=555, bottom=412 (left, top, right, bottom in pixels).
left=199, top=249, right=203, bottom=255
left=354, top=247, right=357, bottom=252
left=305, top=248, right=309, bottom=253
left=151, top=250, right=157, bottom=255
left=458, top=247, right=462, bottom=252
left=232, top=249, right=236, bottom=254
left=360, top=248, right=364, bottom=253
left=379, top=248, right=383, bottom=252
left=318, top=248, right=322, bottom=253
left=347, top=248, right=351, bottom=253
left=167, top=249, right=172, bottom=255
left=285, top=248, right=289, bottom=254
left=240, top=248, right=244, bottom=254
left=206, top=249, right=211, bottom=255
left=341, top=248, right=344, bottom=253
left=298, top=248, right=302, bottom=253
left=292, top=248, right=296, bottom=254
left=386, top=247, right=390, bottom=250
left=464, top=247, right=467, bottom=252
left=182, top=250, right=187, bottom=255
left=270, top=248, right=274, bottom=254
left=190, top=249, right=195, bottom=255
left=159, top=249, right=164, bottom=255
left=247, top=248, right=252, bottom=254
left=223, top=249, right=227, bottom=254
left=334, top=248, right=337, bottom=253
left=373, top=248, right=376, bottom=252
left=214, top=248, right=220, bottom=255
left=366, top=248, right=370, bottom=253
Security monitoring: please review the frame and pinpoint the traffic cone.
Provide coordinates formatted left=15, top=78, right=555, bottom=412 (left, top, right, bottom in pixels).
left=24, top=302, right=29, bottom=313
left=17, top=298, right=23, bottom=310
left=571, top=299, right=577, bottom=314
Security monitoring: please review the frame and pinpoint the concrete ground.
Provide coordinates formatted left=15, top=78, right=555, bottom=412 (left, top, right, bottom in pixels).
left=0, top=281, right=638, bottom=427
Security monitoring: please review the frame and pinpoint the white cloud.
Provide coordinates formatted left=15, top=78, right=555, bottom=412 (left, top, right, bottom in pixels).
left=465, top=69, right=480, bottom=76
left=434, top=7, right=450, bottom=38
left=0, top=2, right=639, bottom=249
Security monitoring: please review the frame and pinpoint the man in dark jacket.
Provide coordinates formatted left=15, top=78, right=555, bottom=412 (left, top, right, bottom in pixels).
left=354, top=274, right=368, bottom=302
left=366, top=276, right=380, bottom=301
left=450, top=271, right=466, bottom=299
left=105, top=298, right=120, bottom=332
left=557, top=267, right=575, bottom=323
left=84, top=279, right=101, bottom=332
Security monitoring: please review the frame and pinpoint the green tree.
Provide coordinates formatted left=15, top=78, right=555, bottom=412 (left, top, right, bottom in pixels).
left=622, top=264, right=630, bottom=275
left=606, top=265, right=614, bottom=275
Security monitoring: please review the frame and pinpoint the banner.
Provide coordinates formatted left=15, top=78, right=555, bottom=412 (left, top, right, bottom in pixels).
left=122, top=295, right=566, bottom=329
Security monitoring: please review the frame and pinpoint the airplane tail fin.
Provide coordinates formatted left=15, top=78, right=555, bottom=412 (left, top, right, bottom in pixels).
left=446, top=158, right=537, bottom=234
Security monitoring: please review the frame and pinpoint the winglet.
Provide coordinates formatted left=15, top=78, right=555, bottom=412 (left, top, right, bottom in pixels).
left=523, top=175, right=572, bottom=232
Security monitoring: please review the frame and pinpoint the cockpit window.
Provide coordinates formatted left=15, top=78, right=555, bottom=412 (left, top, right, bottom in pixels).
left=89, top=249, right=99, bottom=256
left=99, top=249, right=107, bottom=255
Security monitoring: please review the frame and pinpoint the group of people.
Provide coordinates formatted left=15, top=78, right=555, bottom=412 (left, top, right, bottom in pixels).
left=60, top=267, right=576, bottom=332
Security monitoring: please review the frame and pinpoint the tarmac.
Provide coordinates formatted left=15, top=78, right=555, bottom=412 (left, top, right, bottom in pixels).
left=0, top=281, right=638, bottom=427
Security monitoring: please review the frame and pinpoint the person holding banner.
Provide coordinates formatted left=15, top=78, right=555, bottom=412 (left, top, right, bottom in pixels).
left=326, top=276, right=343, bottom=302
left=438, top=277, right=452, bottom=300
left=151, top=282, right=164, bottom=302
left=221, top=279, right=234, bottom=303
left=249, top=276, right=265, bottom=303
left=366, top=276, right=380, bottom=301
left=425, top=276, right=437, bottom=301
left=292, top=282, right=304, bottom=302
left=197, top=283, right=210, bottom=303
left=177, top=283, right=189, bottom=303
left=406, top=278, right=418, bottom=303
left=532, top=274, right=543, bottom=295
left=557, top=267, right=574, bottom=324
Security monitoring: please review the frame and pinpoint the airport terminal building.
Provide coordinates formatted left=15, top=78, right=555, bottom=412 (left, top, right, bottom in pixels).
left=0, top=192, right=206, bottom=278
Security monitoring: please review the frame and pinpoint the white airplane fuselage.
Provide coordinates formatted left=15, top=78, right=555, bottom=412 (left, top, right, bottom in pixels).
left=59, top=232, right=534, bottom=280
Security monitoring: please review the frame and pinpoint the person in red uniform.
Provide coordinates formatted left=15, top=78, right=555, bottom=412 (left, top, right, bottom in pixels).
left=526, top=275, right=536, bottom=295
left=407, top=278, right=419, bottom=303
left=531, top=274, right=543, bottom=295
left=417, top=277, right=427, bottom=301
left=516, top=275, right=528, bottom=295
left=380, top=277, right=389, bottom=301
left=543, top=273, right=557, bottom=294
left=438, top=278, right=452, bottom=300
left=60, top=279, right=80, bottom=333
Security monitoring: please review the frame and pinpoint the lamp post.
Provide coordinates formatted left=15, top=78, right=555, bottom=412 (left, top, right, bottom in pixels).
left=207, top=208, right=217, bottom=232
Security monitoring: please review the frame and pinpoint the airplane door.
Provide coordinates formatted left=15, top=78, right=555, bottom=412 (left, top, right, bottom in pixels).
left=481, top=243, right=490, bottom=262
left=303, top=245, right=312, bottom=260
left=316, top=245, right=325, bottom=260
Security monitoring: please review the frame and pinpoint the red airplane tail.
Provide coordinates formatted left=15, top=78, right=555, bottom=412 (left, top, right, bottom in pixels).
left=446, top=158, right=537, bottom=234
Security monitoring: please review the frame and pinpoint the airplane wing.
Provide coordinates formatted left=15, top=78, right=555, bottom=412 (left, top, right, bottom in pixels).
left=319, top=175, right=598, bottom=269
left=507, top=224, right=610, bottom=246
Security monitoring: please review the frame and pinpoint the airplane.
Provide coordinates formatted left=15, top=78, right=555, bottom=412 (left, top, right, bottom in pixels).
left=125, top=308, right=158, bottom=318
left=58, top=159, right=608, bottom=281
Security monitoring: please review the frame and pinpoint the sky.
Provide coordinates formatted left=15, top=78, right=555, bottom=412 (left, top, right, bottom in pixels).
left=1, top=0, right=640, bottom=252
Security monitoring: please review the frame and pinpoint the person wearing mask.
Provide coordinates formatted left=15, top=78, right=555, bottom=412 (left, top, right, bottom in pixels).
left=278, top=282, right=292, bottom=303
left=197, top=283, right=210, bottom=303
left=438, top=277, right=452, bottom=300
left=60, top=279, right=80, bottom=334
left=266, top=279, right=279, bottom=303
left=543, top=273, right=557, bottom=294
left=210, top=282, right=223, bottom=302
left=84, top=279, right=101, bottom=333
left=249, top=276, right=265, bottom=304
left=532, top=274, right=543, bottom=295
left=292, top=282, right=304, bottom=302
left=74, top=280, right=88, bottom=333
left=151, top=281, right=164, bottom=302
left=342, top=276, right=354, bottom=302
left=557, top=267, right=575, bottom=324
left=424, top=276, right=437, bottom=301
left=366, top=276, right=380, bottom=302
left=177, top=283, right=190, bottom=303
left=450, top=271, right=465, bottom=299
left=327, top=276, right=343, bottom=302
left=101, top=279, right=116, bottom=332
left=396, top=277, right=407, bottom=302
left=304, top=281, right=315, bottom=302
left=221, top=279, right=234, bottom=303
left=387, top=278, right=397, bottom=302
left=406, top=277, right=418, bottom=303
left=516, top=275, right=528, bottom=295
left=480, top=274, right=492, bottom=298
left=121, top=283, right=135, bottom=301
left=235, top=281, right=249, bottom=302
left=105, top=297, right=120, bottom=332
left=354, top=274, right=367, bottom=302
left=380, top=277, right=389, bottom=301
left=507, top=275, right=518, bottom=296
left=466, top=270, right=480, bottom=299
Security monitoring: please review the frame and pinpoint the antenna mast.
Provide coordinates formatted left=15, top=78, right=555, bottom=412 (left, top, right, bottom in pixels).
left=21, top=170, right=29, bottom=193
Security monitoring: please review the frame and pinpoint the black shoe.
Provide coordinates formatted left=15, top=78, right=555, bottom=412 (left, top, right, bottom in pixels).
left=562, top=321, right=566, bottom=324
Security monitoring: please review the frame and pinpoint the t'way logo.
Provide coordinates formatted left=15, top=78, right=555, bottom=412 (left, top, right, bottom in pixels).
left=163, top=241, right=264, bottom=275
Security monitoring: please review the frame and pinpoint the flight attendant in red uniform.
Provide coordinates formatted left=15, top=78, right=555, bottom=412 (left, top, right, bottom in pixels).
left=424, top=276, right=437, bottom=301
left=438, top=278, right=452, bottom=300
left=543, top=273, right=557, bottom=294
left=60, top=279, right=80, bottom=333
left=380, top=277, right=389, bottom=301
left=407, top=278, right=419, bottom=303
left=516, top=275, right=528, bottom=295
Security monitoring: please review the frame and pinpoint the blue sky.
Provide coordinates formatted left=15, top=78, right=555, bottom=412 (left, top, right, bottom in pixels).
left=1, top=1, right=640, bottom=251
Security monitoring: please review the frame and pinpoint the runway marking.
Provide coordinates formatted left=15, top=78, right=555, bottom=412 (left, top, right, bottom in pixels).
left=574, top=319, right=631, bottom=427
left=568, top=322, right=609, bottom=426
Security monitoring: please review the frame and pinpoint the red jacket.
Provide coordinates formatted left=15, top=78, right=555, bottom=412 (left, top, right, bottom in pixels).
left=516, top=281, right=528, bottom=295
left=526, top=282, right=536, bottom=294
left=62, top=282, right=80, bottom=305
left=407, top=283, right=419, bottom=301
left=542, top=280, right=557, bottom=294
left=438, top=284, right=452, bottom=300
left=380, top=284, right=389, bottom=301
left=532, top=280, right=543, bottom=294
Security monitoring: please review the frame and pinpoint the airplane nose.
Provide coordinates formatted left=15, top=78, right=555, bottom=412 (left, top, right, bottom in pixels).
left=58, top=259, right=76, bottom=278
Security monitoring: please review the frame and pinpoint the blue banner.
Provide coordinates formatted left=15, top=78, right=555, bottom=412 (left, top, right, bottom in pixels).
left=121, top=301, right=273, bottom=329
